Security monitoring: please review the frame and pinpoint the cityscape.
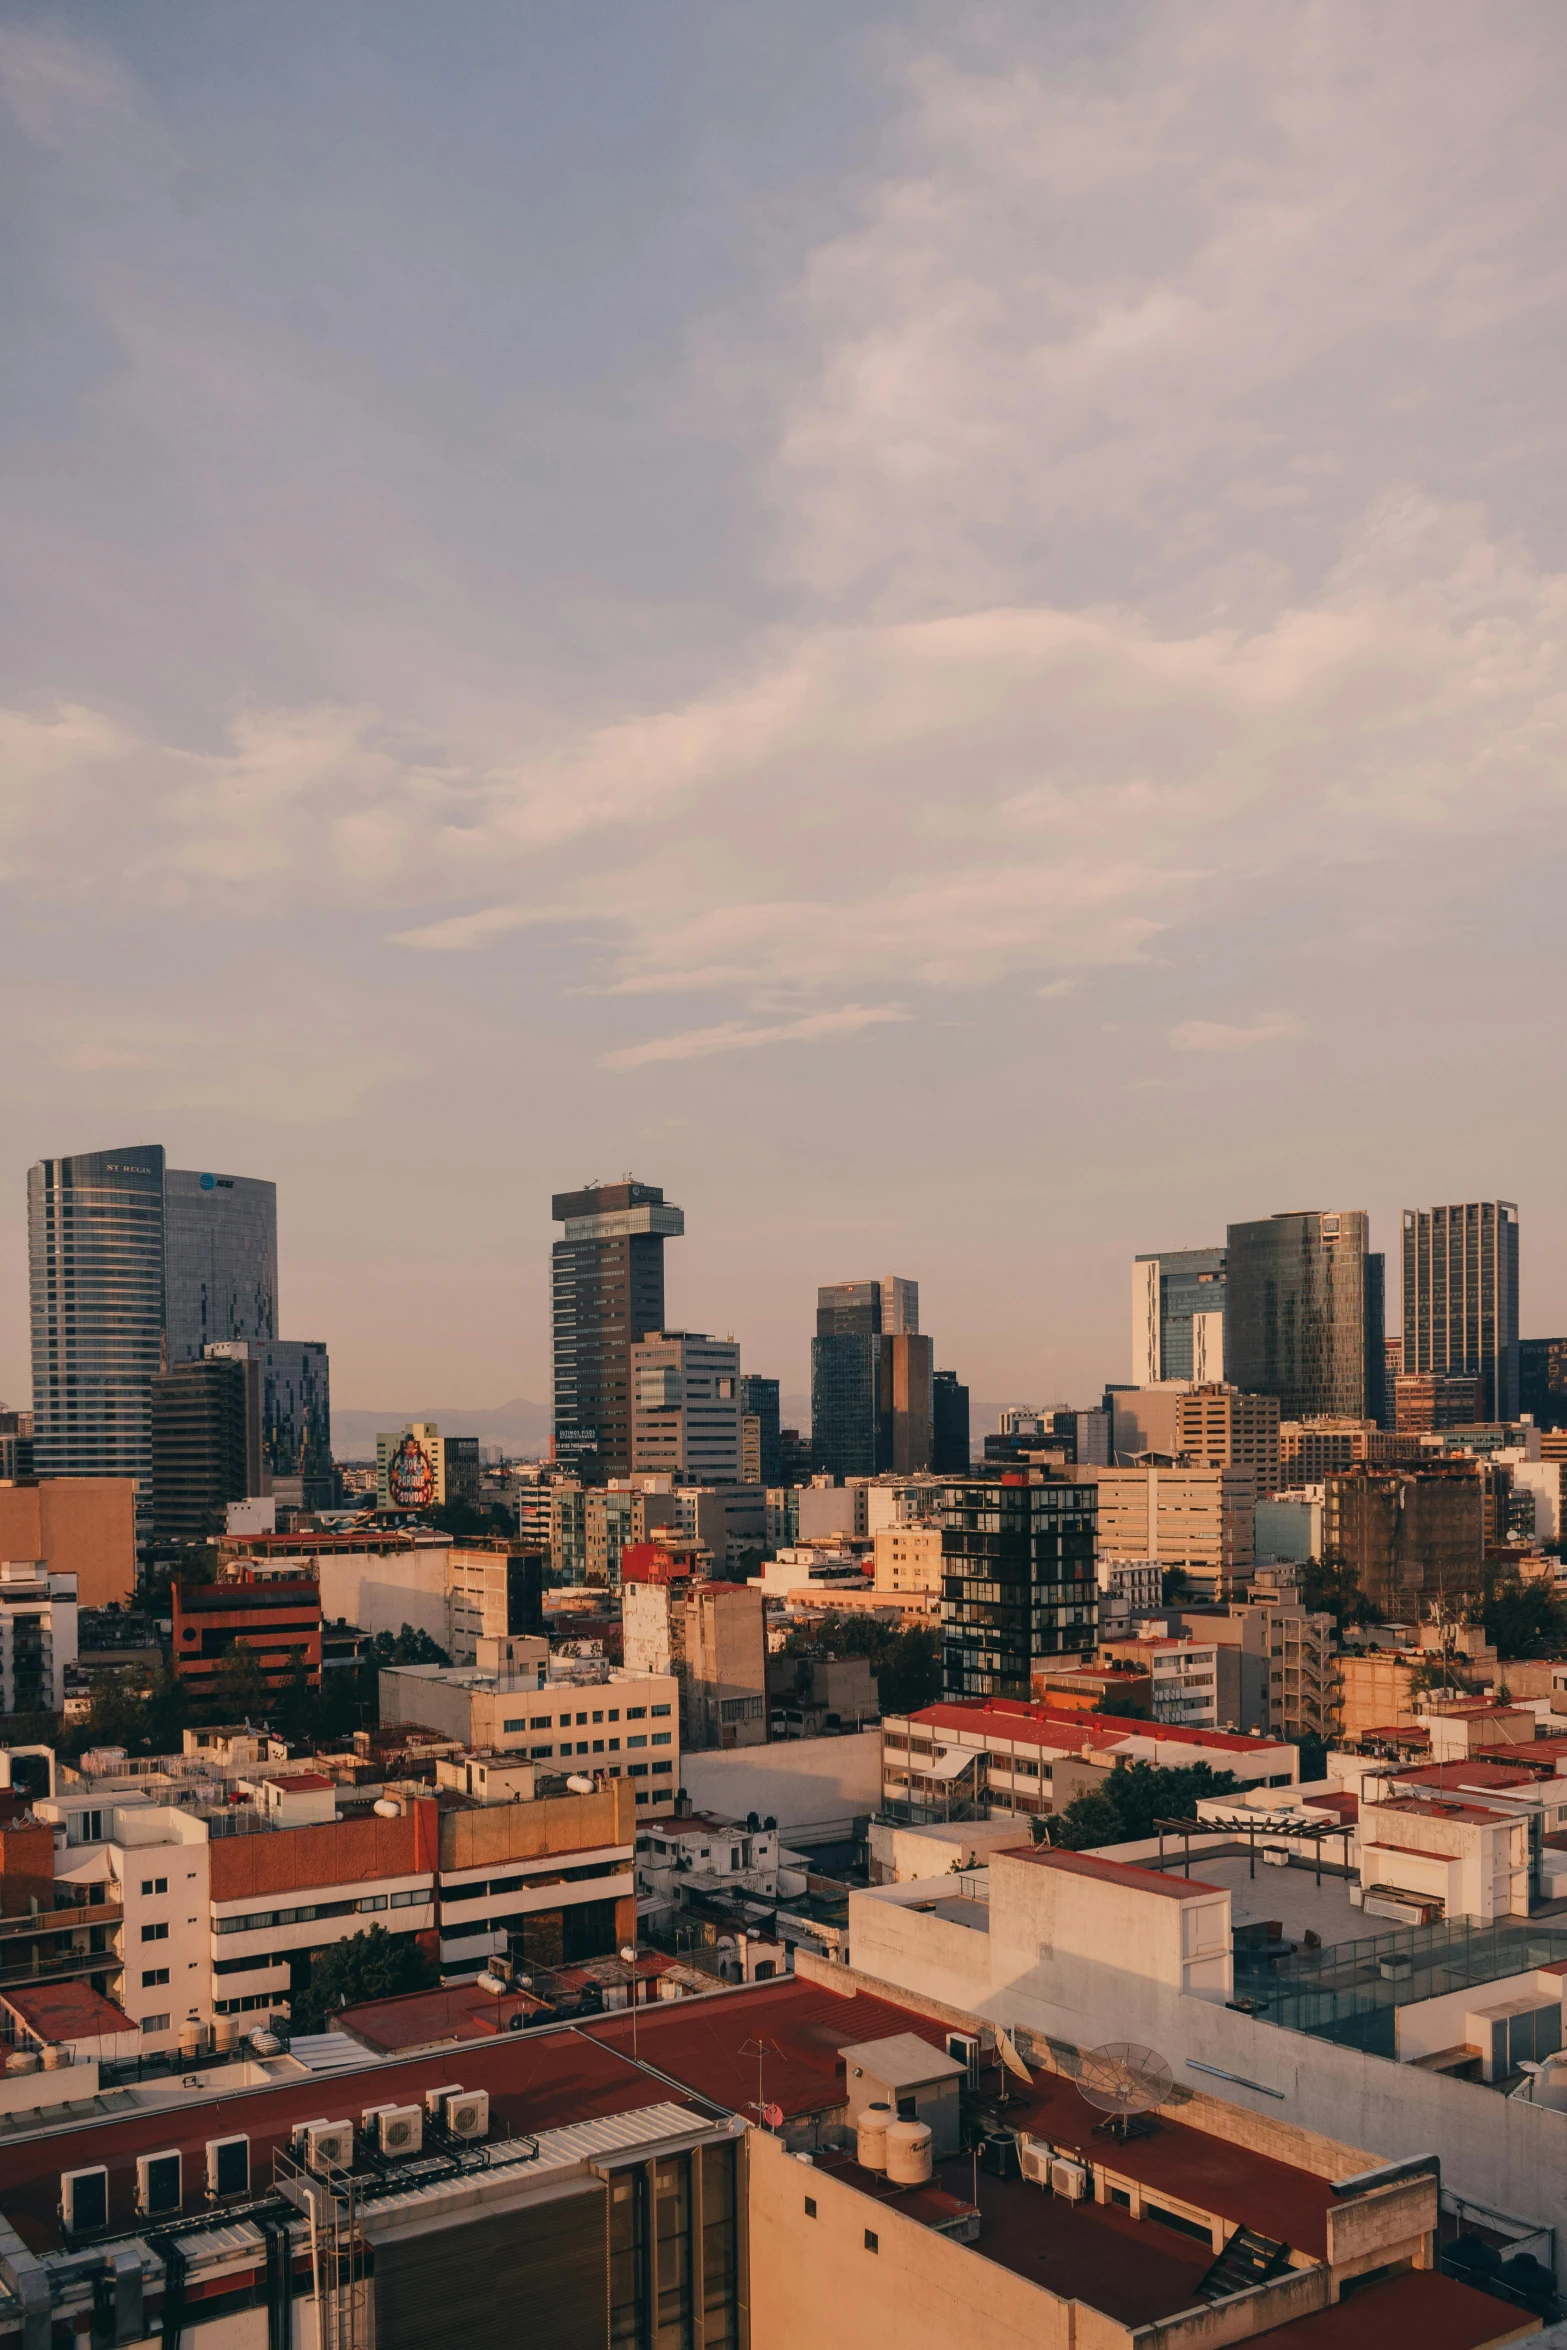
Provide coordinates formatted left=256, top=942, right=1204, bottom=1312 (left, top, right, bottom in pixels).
left=5, top=7, right=1567, bottom=2350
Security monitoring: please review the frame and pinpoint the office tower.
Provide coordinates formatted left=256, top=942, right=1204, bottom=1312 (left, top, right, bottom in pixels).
left=1172, top=1385, right=1280, bottom=1492
left=738, top=1374, right=781, bottom=1485
left=879, top=1276, right=919, bottom=1334
left=939, top=1472, right=1097, bottom=1699
left=1225, top=1211, right=1380, bottom=1422
left=1521, top=1338, right=1567, bottom=1432
left=879, top=1332, right=934, bottom=1473
left=1384, top=1335, right=1403, bottom=1431
left=207, top=1338, right=335, bottom=1511
left=631, top=1332, right=742, bottom=1482
left=28, top=1144, right=167, bottom=1488
left=163, top=1169, right=277, bottom=1364
left=1402, top=1202, right=1520, bottom=1422
left=811, top=1281, right=882, bottom=1478
left=931, top=1369, right=970, bottom=1472
left=551, top=1179, right=684, bottom=1480
left=1131, top=1248, right=1226, bottom=1384
left=149, top=1357, right=262, bottom=1541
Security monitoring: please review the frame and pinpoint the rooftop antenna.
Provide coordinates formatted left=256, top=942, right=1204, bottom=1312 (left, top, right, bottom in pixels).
left=1076, top=2043, right=1174, bottom=2141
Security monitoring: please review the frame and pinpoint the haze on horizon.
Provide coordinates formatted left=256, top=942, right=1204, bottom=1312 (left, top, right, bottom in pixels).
left=3, top=1, right=1566, bottom=1419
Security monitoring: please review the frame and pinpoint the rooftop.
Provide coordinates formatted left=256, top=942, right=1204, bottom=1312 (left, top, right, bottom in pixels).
left=900, top=1699, right=1289, bottom=1759
left=337, top=1981, right=550, bottom=2054
left=1237, top=2269, right=1530, bottom=2350
left=1009, top=1846, right=1223, bottom=1900
left=0, top=1982, right=135, bottom=2044
left=839, top=2031, right=965, bottom=2089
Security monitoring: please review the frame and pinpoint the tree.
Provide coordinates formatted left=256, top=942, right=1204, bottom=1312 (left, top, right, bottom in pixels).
left=289, top=1925, right=438, bottom=2035
left=780, top=1616, right=940, bottom=1716
left=204, top=1642, right=271, bottom=1723
left=1045, top=1759, right=1242, bottom=1851
left=368, top=1624, right=451, bottom=1669
left=1160, top=1568, right=1192, bottom=1605
left=1093, top=1690, right=1147, bottom=1719
left=1300, top=1554, right=1376, bottom=1635
left=1483, top=1574, right=1567, bottom=1660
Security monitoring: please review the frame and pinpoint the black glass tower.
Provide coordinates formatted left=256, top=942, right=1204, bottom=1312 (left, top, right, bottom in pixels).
left=1403, top=1202, right=1520, bottom=1423
left=1225, top=1210, right=1382, bottom=1423
left=811, top=1282, right=881, bottom=1478
left=739, top=1374, right=781, bottom=1485
left=939, top=1472, right=1098, bottom=1700
left=551, top=1180, right=684, bottom=1480
left=931, top=1369, right=970, bottom=1472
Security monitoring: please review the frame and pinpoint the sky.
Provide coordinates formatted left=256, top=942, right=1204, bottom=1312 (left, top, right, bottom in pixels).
left=3, top=1, right=1567, bottom=1421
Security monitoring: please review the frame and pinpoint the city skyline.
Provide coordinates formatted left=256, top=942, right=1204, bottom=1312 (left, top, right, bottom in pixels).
left=6, top=6, right=1567, bottom=1411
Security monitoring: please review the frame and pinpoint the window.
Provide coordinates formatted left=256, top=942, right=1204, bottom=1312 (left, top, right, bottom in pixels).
left=652, top=1732, right=672, bottom=1747
left=593, top=1740, right=605, bottom=1754
left=142, top=1968, right=170, bottom=1989
left=503, top=1718, right=526, bottom=1733
left=651, top=1704, right=671, bottom=1718
left=804, top=2197, right=817, bottom=2218
left=608, top=1709, right=620, bottom=1722
left=529, top=1714, right=551, bottom=1729
left=628, top=1764, right=648, bottom=1778
left=627, top=1734, right=647, bottom=1749
left=652, top=1762, right=673, bottom=1776
left=141, top=1877, right=168, bottom=1897
left=592, top=1710, right=603, bottom=1724
left=141, top=1922, right=168, bottom=1944
left=609, top=1738, right=621, bottom=1752
left=141, top=2013, right=170, bottom=2035
left=627, top=1706, right=646, bottom=1720
left=864, top=2230, right=879, bottom=2253
left=576, top=1712, right=588, bottom=1726
left=357, top=1895, right=387, bottom=1913
left=576, top=1740, right=589, bottom=1755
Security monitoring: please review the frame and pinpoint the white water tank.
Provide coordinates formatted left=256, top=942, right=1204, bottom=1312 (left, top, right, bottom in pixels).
left=373, top=1798, right=401, bottom=1819
left=213, top=2015, right=241, bottom=2054
left=5, top=2050, right=38, bottom=2075
left=179, top=2015, right=204, bottom=2062
left=40, top=2043, right=70, bottom=2072
left=856, top=2102, right=892, bottom=2172
left=566, top=1775, right=596, bottom=1795
left=885, top=2119, right=933, bottom=2185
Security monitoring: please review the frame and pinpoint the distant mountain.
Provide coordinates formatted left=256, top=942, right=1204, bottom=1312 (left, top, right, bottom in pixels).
left=332, top=1397, right=551, bottom=1461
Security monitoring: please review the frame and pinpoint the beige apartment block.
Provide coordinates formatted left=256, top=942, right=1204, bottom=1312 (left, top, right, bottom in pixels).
left=1077, top=1465, right=1255, bottom=1600
left=623, top=1576, right=767, bottom=1751
left=0, top=1477, right=136, bottom=1609
left=872, top=1523, right=944, bottom=1595
left=1174, top=1385, right=1281, bottom=1495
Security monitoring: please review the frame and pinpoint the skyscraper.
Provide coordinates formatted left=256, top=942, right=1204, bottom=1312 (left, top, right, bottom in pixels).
left=1131, top=1247, right=1226, bottom=1384
left=739, top=1373, right=781, bottom=1485
left=28, top=1144, right=167, bottom=1487
left=939, top=1471, right=1098, bottom=1700
left=879, top=1332, right=934, bottom=1473
left=810, top=1276, right=922, bottom=1478
left=551, top=1179, right=685, bottom=1479
left=1402, top=1202, right=1520, bottom=1422
left=163, top=1169, right=278, bottom=1363
left=931, top=1371, right=970, bottom=1472
left=150, top=1355, right=262, bottom=1540
left=1225, top=1210, right=1383, bottom=1423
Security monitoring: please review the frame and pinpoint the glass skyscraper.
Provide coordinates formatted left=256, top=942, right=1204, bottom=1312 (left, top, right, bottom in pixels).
left=551, top=1179, right=684, bottom=1479
left=1403, top=1202, right=1519, bottom=1423
left=1225, top=1210, right=1384, bottom=1423
left=1131, top=1246, right=1226, bottom=1384
left=28, top=1144, right=167, bottom=1486
left=163, top=1168, right=278, bottom=1364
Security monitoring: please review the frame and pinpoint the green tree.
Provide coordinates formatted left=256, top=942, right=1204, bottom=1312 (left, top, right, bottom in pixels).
left=1300, top=1553, right=1376, bottom=1635
left=1093, top=1690, right=1147, bottom=1719
left=1483, top=1574, right=1567, bottom=1660
left=779, top=1616, right=940, bottom=1716
left=1160, top=1568, right=1192, bottom=1605
left=204, top=1642, right=271, bottom=1723
left=1045, top=1759, right=1242, bottom=1851
left=290, top=1925, right=438, bottom=2035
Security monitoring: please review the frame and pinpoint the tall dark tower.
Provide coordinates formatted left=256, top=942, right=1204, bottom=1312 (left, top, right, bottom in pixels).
left=551, top=1179, right=684, bottom=1480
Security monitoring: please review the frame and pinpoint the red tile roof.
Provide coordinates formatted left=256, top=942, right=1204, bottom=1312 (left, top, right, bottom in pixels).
left=903, top=1701, right=1288, bottom=1758
left=1003, top=1847, right=1223, bottom=1900
left=1396, top=1762, right=1539, bottom=1791
left=1237, top=2268, right=1530, bottom=2350
left=0, top=1983, right=135, bottom=2043
left=268, top=1772, right=335, bottom=1792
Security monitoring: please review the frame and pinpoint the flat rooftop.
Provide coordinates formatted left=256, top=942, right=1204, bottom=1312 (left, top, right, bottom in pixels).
left=1163, top=1853, right=1371, bottom=1952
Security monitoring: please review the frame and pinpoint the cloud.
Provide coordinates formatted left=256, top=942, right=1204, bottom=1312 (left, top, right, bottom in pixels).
left=600, top=1003, right=908, bottom=1069
left=1169, top=1014, right=1305, bottom=1054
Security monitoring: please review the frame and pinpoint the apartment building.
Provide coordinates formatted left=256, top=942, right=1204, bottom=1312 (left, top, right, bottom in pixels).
left=445, top=1540, right=546, bottom=1662
left=630, top=1331, right=742, bottom=1481
left=171, top=1576, right=321, bottom=1695
left=880, top=1698, right=1296, bottom=1822
left=1076, top=1465, right=1255, bottom=1600
left=0, top=1559, right=76, bottom=1714
left=1099, top=1634, right=1219, bottom=1726
left=217, top=1526, right=456, bottom=1650
left=0, top=1478, right=135, bottom=1610
left=621, top=1561, right=767, bottom=1751
left=583, top=1483, right=677, bottom=1586
left=1094, top=1557, right=1161, bottom=1638
left=872, top=1522, right=943, bottom=1595
left=1173, top=1384, right=1280, bottom=1493
left=1322, top=1465, right=1486, bottom=1616
left=379, top=1643, right=680, bottom=1812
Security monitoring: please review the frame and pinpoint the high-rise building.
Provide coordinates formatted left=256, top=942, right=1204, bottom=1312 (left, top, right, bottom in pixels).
left=28, top=1144, right=167, bottom=1489
left=1131, top=1248, right=1226, bottom=1385
left=149, top=1356, right=262, bottom=1541
left=931, top=1369, right=970, bottom=1471
left=1402, top=1201, right=1520, bottom=1422
left=939, top=1471, right=1098, bottom=1700
left=630, top=1332, right=741, bottom=1482
left=810, top=1276, right=921, bottom=1478
left=738, top=1374, right=781, bottom=1485
left=1225, top=1211, right=1382, bottom=1423
left=1521, top=1338, right=1567, bottom=1432
left=551, top=1179, right=684, bottom=1480
left=879, top=1331, right=933, bottom=1473
left=206, top=1337, right=335, bottom=1511
left=162, top=1169, right=277, bottom=1364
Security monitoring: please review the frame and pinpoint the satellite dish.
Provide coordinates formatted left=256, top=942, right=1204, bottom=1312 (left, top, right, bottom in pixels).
left=1076, top=2043, right=1174, bottom=2139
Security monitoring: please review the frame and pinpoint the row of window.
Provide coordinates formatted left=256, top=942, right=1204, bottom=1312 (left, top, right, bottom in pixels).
left=527, top=1732, right=671, bottom=1758
left=500, top=1702, right=671, bottom=1732
left=213, top=1891, right=421, bottom=1936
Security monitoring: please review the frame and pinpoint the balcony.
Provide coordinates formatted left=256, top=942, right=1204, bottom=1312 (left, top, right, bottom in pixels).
left=0, top=1899, right=122, bottom=1946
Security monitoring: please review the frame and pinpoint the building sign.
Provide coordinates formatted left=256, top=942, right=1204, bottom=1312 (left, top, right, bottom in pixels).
left=387, top=1433, right=437, bottom=1508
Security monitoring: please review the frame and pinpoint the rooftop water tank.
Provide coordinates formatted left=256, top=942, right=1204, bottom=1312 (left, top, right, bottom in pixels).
left=856, top=2102, right=892, bottom=2172
left=373, top=1798, right=401, bottom=1819
left=250, top=2030, right=281, bottom=2056
left=40, top=2043, right=70, bottom=2072
left=5, top=2050, right=38, bottom=2075
left=885, top=2119, right=933, bottom=2186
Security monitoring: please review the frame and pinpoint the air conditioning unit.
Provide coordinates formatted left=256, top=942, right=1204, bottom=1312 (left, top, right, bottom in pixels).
left=1050, top=2159, right=1089, bottom=2202
left=1018, top=2137, right=1053, bottom=2187
left=136, top=2151, right=182, bottom=2218
left=374, top=2105, right=423, bottom=2157
left=443, top=2088, right=489, bottom=2142
left=305, top=2120, right=353, bottom=2175
left=425, top=2082, right=465, bottom=2121
left=207, top=2135, right=249, bottom=2199
left=60, top=2165, right=109, bottom=2237
left=945, top=2031, right=981, bottom=2088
